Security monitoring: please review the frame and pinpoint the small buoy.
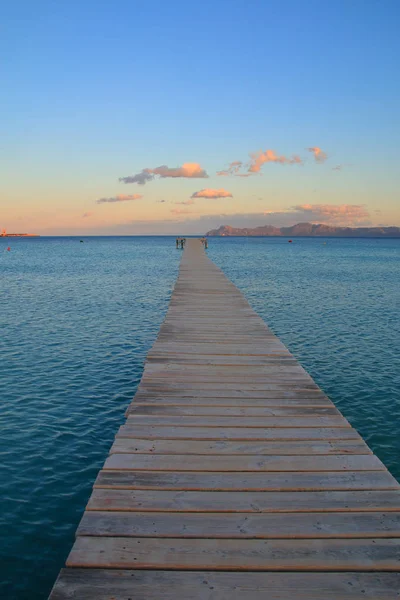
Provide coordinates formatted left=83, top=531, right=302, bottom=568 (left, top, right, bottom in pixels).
left=7, top=246, right=11, bottom=251
left=288, top=240, right=293, bottom=243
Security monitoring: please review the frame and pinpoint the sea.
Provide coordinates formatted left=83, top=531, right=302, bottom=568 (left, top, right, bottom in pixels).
left=1, top=235, right=399, bottom=599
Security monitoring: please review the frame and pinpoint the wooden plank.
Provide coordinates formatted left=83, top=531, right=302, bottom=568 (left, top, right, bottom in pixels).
left=134, top=390, right=330, bottom=400
left=94, top=470, right=399, bottom=491
left=149, top=345, right=292, bottom=355
left=140, top=379, right=319, bottom=386
left=104, top=454, right=384, bottom=472
left=147, top=356, right=298, bottom=364
left=125, top=415, right=350, bottom=428
left=87, top=488, right=400, bottom=513
left=127, top=405, right=339, bottom=416
left=48, top=569, right=400, bottom=600
left=131, top=394, right=332, bottom=404
left=143, top=366, right=310, bottom=375
left=110, top=438, right=372, bottom=455
left=118, top=425, right=361, bottom=440
left=77, top=510, right=400, bottom=538
left=67, top=536, right=400, bottom=570
left=139, top=382, right=321, bottom=390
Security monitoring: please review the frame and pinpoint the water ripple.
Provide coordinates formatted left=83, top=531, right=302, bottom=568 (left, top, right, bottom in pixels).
left=0, top=236, right=180, bottom=599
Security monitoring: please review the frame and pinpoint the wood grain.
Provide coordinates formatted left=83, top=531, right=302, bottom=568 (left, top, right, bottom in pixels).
left=67, top=536, right=400, bottom=570
left=77, top=510, right=400, bottom=538
left=104, top=453, right=384, bottom=472
left=87, top=488, right=400, bottom=513
left=94, top=470, right=398, bottom=491
left=110, top=438, right=372, bottom=455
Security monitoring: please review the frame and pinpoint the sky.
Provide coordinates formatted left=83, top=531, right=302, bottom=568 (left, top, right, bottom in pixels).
left=1, top=0, right=399, bottom=235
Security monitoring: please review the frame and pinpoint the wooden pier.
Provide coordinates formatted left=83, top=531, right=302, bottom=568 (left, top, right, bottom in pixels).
left=49, top=239, right=400, bottom=599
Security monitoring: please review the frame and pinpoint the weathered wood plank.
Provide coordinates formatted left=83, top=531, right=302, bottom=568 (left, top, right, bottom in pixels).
left=139, top=382, right=321, bottom=390
left=118, top=425, right=360, bottom=440
left=138, top=379, right=321, bottom=389
left=127, top=405, right=339, bottom=416
left=134, top=390, right=330, bottom=400
left=125, top=415, right=350, bottom=428
left=48, top=569, right=400, bottom=600
left=143, top=366, right=310, bottom=376
left=110, top=438, right=372, bottom=455
left=94, top=470, right=399, bottom=491
left=104, top=454, right=384, bottom=472
left=77, top=510, right=400, bottom=538
left=87, top=489, right=400, bottom=513
left=147, top=356, right=298, bottom=364
left=67, top=536, right=400, bottom=570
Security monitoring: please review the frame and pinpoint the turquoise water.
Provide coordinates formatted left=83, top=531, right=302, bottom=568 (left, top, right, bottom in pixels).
left=1, top=236, right=399, bottom=599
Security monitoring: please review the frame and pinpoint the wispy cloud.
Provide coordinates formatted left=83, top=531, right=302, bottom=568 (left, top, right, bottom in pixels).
left=156, top=199, right=167, bottom=203
left=218, top=146, right=328, bottom=176
left=119, top=171, right=154, bottom=185
left=262, top=203, right=370, bottom=225
left=248, top=150, right=303, bottom=173
left=307, top=147, right=328, bottom=163
left=152, top=163, right=208, bottom=178
left=191, top=188, right=233, bottom=199
left=96, top=194, right=143, bottom=204
left=293, top=203, right=368, bottom=222
left=332, top=164, right=342, bottom=171
left=175, top=199, right=195, bottom=205
left=217, top=161, right=243, bottom=176
left=82, top=212, right=93, bottom=217
left=120, top=162, right=208, bottom=185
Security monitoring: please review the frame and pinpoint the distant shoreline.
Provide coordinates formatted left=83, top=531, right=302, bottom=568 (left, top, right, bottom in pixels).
left=206, top=222, right=400, bottom=238
left=2, top=234, right=400, bottom=239
left=0, top=234, right=39, bottom=238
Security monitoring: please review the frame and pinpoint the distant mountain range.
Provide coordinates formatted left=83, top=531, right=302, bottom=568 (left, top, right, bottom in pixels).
left=206, top=222, right=400, bottom=237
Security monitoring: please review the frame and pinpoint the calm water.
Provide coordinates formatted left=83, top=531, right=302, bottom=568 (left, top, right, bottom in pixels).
left=1, top=236, right=399, bottom=599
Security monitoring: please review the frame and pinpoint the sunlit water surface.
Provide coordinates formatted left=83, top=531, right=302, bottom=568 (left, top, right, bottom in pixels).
left=1, top=236, right=399, bottom=599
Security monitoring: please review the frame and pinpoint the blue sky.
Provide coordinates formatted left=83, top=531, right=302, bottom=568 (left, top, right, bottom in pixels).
left=1, top=0, right=399, bottom=234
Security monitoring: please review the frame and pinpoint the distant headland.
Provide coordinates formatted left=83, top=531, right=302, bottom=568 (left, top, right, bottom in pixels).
left=1, top=229, right=39, bottom=238
left=206, top=222, right=400, bottom=237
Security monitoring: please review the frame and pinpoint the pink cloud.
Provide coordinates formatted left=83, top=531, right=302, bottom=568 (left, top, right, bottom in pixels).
left=307, top=147, right=328, bottom=163
left=82, top=212, right=94, bottom=218
left=293, top=203, right=368, bottom=222
left=248, top=150, right=303, bottom=173
left=96, top=194, right=143, bottom=204
left=217, top=161, right=243, bottom=176
left=151, top=163, right=207, bottom=178
left=263, top=204, right=371, bottom=226
left=191, top=188, right=233, bottom=199
left=262, top=204, right=370, bottom=225
left=120, top=163, right=208, bottom=184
